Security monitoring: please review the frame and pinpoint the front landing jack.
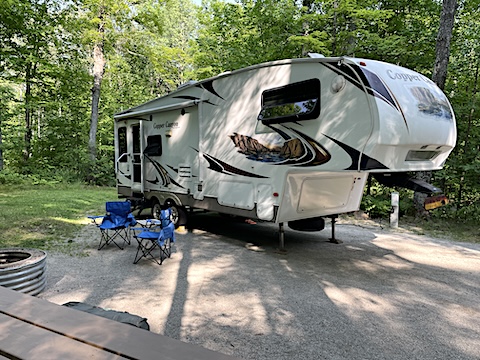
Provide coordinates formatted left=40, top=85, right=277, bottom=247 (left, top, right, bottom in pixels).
left=276, top=222, right=287, bottom=253
left=328, top=215, right=343, bottom=244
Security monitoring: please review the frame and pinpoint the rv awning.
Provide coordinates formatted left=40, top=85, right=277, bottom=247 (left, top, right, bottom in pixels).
left=114, top=99, right=200, bottom=121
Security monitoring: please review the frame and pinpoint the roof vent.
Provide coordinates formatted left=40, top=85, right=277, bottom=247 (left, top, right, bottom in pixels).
left=177, top=80, right=198, bottom=89
left=308, top=53, right=325, bottom=58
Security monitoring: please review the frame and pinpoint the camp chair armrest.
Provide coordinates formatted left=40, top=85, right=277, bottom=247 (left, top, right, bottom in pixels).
left=88, top=215, right=105, bottom=225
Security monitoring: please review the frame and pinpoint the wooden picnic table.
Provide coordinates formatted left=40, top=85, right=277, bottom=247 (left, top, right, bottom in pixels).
left=0, top=286, right=239, bottom=360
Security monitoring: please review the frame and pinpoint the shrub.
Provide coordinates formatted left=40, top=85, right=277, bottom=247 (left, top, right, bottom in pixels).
left=360, top=194, right=391, bottom=218
left=0, top=170, right=29, bottom=185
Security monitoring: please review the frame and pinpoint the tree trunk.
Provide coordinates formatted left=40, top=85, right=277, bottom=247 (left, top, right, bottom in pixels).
left=414, top=0, right=457, bottom=217
left=413, top=171, right=432, bottom=217
left=23, top=63, right=33, bottom=163
left=432, top=0, right=457, bottom=90
left=331, top=0, right=338, bottom=55
left=0, top=121, right=3, bottom=171
left=89, top=15, right=106, bottom=163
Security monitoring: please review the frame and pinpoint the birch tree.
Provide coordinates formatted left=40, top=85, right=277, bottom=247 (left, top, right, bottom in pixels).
left=80, top=0, right=131, bottom=163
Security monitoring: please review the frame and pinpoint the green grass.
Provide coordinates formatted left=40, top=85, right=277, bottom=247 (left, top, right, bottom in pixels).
left=0, top=184, right=117, bottom=250
left=1, top=184, right=477, bottom=253
left=401, top=216, right=479, bottom=243
left=347, top=213, right=479, bottom=244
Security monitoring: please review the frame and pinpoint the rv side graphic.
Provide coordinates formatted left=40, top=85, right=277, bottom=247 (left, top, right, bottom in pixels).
left=114, top=56, right=456, bottom=231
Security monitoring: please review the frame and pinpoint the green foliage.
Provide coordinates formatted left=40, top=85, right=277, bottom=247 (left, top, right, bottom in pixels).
left=0, top=169, right=83, bottom=186
left=0, top=170, right=29, bottom=185
left=195, top=0, right=304, bottom=77
left=439, top=1, right=480, bottom=221
left=361, top=178, right=422, bottom=219
left=83, top=157, right=116, bottom=187
left=361, top=194, right=391, bottom=218
left=0, top=0, right=480, bottom=224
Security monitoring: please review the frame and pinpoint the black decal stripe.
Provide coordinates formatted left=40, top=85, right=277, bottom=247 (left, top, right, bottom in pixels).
left=146, top=155, right=170, bottom=186
left=118, top=169, right=132, bottom=180
left=324, top=135, right=388, bottom=171
left=145, top=155, right=185, bottom=189
left=203, top=153, right=269, bottom=179
left=196, top=80, right=224, bottom=100
left=358, top=67, right=409, bottom=132
left=358, top=67, right=398, bottom=110
left=166, top=165, right=178, bottom=173
left=285, top=127, right=331, bottom=167
left=267, top=124, right=292, bottom=140
left=169, top=178, right=184, bottom=188
left=202, top=153, right=226, bottom=173
left=173, top=95, right=200, bottom=101
left=323, top=62, right=409, bottom=131
left=322, top=62, right=399, bottom=111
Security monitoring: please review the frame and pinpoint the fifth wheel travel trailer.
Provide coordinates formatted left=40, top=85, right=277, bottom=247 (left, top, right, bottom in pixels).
left=113, top=55, right=456, bottom=243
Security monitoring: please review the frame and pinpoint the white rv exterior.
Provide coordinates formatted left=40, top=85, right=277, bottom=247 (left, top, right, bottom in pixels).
left=114, top=56, right=456, bottom=226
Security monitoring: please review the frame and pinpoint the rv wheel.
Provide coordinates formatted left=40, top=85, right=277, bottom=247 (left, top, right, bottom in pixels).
left=166, top=202, right=187, bottom=228
left=151, top=201, right=162, bottom=220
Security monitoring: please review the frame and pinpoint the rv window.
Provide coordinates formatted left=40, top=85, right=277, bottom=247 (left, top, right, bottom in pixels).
left=132, top=125, right=141, bottom=154
left=258, top=79, right=321, bottom=124
left=144, top=135, right=162, bottom=156
left=117, top=127, right=127, bottom=163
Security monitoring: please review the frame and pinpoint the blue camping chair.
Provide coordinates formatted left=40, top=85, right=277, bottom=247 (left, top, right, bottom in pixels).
left=89, top=201, right=137, bottom=250
left=132, top=208, right=175, bottom=265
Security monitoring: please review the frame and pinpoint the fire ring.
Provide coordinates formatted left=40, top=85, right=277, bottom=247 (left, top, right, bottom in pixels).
left=0, top=248, right=47, bottom=296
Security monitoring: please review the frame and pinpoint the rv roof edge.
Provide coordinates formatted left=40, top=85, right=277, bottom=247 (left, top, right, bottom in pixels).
left=114, top=99, right=200, bottom=120
left=113, top=56, right=347, bottom=119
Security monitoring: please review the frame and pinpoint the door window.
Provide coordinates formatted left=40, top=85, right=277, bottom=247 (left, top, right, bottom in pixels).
left=117, top=127, right=127, bottom=163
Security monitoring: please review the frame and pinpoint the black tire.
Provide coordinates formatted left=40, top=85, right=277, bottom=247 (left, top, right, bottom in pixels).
left=151, top=200, right=162, bottom=220
left=166, top=201, right=187, bottom=228
left=0, top=248, right=47, bottom=296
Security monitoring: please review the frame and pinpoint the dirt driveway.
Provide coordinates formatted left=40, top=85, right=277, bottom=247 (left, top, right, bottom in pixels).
left=39, top=214, right=480, bottom=360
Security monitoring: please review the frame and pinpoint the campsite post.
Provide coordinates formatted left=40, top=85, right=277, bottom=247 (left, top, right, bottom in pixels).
left=390, top=192, right=399, bottom=228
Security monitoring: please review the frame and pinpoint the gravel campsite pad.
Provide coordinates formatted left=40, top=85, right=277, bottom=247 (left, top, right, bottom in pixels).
left=39, top=214, right=480, bottom=360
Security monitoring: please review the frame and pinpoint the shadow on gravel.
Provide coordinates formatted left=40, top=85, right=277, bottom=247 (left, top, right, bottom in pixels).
left=163, top=212, right=480, bottom=360
left=184, top=212, right=378, bottom=250
left=41, top=212, right=480, bottom=360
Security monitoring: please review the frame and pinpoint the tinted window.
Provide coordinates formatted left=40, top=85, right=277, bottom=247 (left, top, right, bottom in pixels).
left=117, top=127, right=127, bottom=163
left=132, top=125, right=141, bottom=154
left=258, top=79, right=321, bottom=124
left=144, top=135, right=162, bottom=156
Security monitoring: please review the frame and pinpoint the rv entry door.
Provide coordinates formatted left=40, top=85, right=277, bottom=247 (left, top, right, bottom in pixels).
left=116, top=122, right=142, bottom=197
left=131, top=124, right=142, bottom=191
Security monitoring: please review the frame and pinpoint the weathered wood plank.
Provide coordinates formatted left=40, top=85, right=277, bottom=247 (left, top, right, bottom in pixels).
left=0, top=287, right=239, bottom=360
left=0, top=313, right=122, bottom=359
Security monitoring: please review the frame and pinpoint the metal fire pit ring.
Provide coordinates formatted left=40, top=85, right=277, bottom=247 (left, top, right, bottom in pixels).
left=0, top=248, right=47, bottom=296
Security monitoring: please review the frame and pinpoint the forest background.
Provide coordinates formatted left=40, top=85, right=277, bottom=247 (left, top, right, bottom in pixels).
left=1, top=0, right=479, bottom=228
